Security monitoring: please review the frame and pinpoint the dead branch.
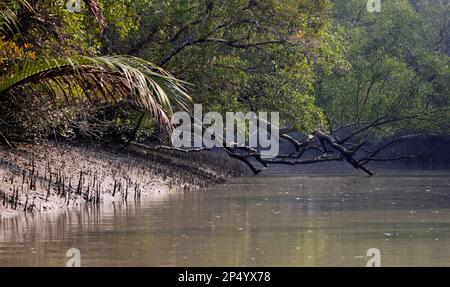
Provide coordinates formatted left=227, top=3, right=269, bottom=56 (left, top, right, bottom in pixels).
left=128, top=114, right=428, bottom=177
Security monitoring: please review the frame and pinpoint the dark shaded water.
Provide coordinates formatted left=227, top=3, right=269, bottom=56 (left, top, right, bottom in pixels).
left=1, top=171, right=450, bottom=266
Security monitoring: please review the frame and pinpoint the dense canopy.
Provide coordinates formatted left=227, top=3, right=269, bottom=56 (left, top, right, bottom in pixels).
left=0, top=0, right=448, bottom=171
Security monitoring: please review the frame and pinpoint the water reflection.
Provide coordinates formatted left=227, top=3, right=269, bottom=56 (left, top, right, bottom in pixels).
left=1, top=173, right=450, bottom=266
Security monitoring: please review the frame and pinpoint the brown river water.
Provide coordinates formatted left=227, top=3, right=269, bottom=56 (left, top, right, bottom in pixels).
left=1, top=171, right=450, bottom=266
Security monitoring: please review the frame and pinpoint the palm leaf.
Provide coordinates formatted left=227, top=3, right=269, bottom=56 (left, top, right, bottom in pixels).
left=82, top=0, right=106, bottom=33
left=1, top=1, right=105, bottom=35
left=0, top=0, right=32, bottom=35
left=0, top=55, right=192, bottom=131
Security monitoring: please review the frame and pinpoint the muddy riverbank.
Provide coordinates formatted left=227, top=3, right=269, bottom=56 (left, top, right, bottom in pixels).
left=0, top=141, right=249, bottom=218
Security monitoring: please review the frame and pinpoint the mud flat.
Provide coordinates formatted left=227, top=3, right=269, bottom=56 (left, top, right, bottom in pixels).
left=0, top=141, right=248, bottom=218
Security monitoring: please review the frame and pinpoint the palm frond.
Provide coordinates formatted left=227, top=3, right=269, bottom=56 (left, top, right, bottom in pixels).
left=0, top=55, right=192, bottom=131
left=1, top=1, right=104, bottom=36
left=82, top=0, right=106, bottom=33
left=0, top=0, right=32, bottom=35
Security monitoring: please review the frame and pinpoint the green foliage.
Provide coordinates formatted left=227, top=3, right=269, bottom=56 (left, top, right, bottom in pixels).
left=0, top=0, right=191, bottom=141
left=317, top=0, right=450, bottom=134
left=98, top=0, right=341, bottom=133
left=1, top=0, right=448, bottom=144
left=0, top=55, right=191, bottom=130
